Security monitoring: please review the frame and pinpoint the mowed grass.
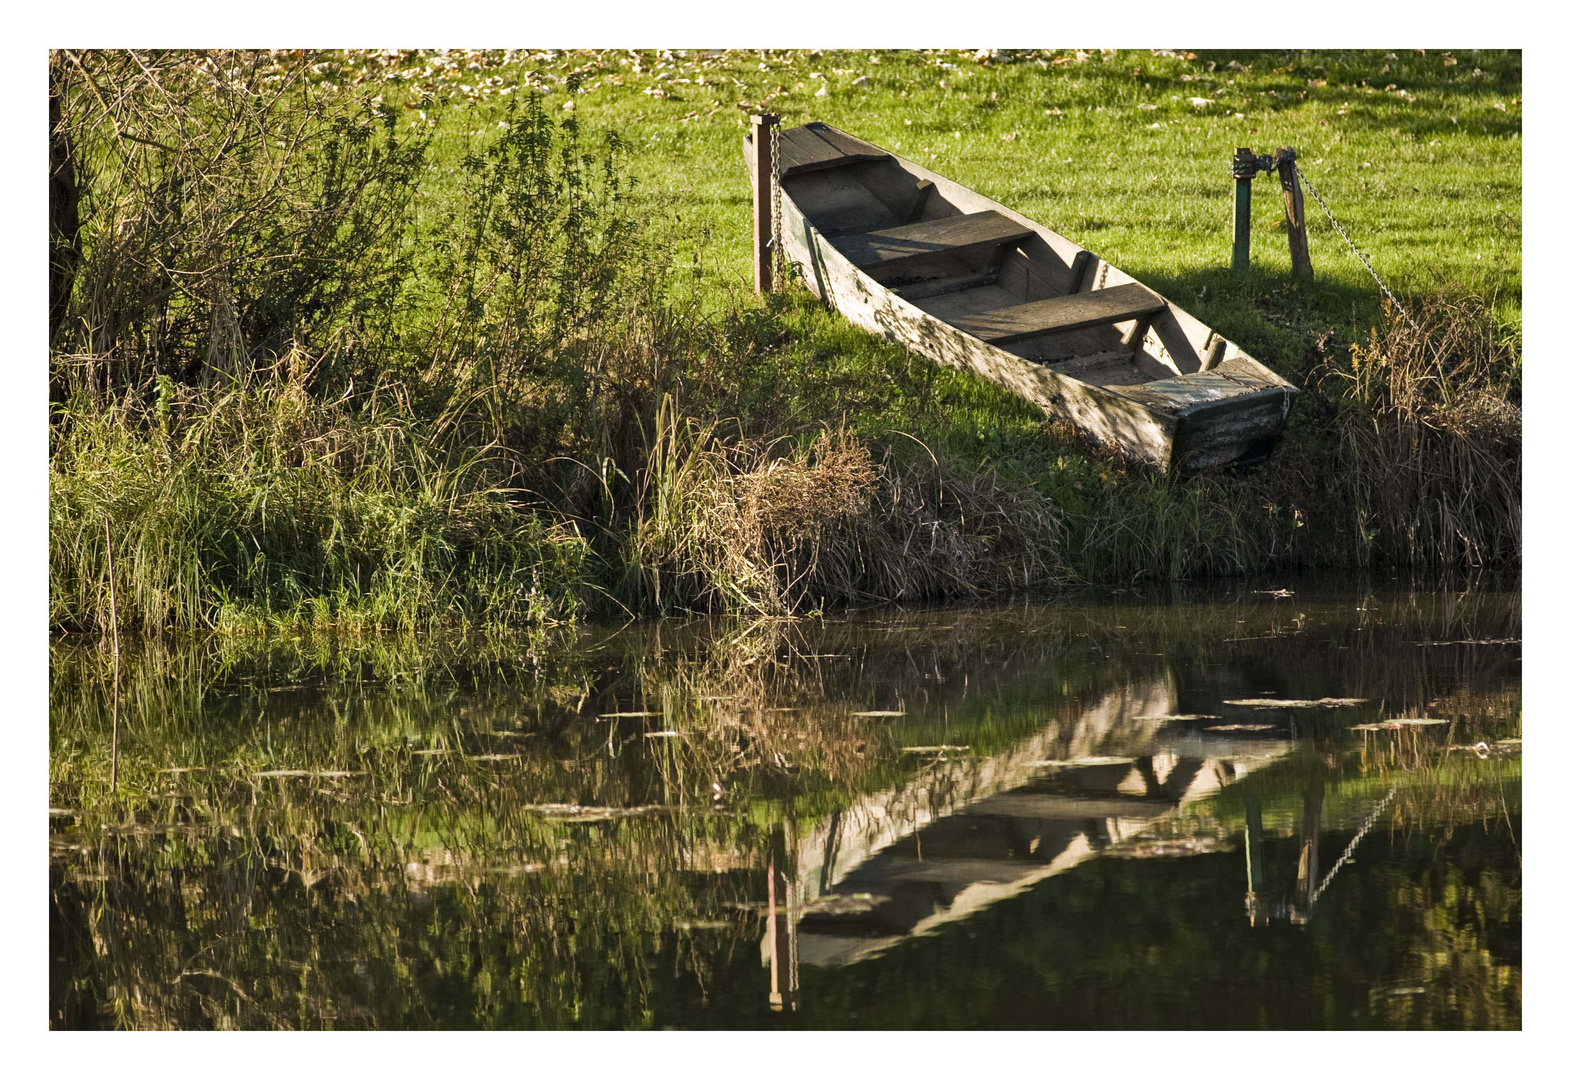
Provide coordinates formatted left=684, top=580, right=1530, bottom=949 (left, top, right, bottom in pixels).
left=378, top=47, right=1520, bottom=353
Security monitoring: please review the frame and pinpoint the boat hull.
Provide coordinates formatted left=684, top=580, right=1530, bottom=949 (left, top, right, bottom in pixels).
left=748, top=127, right=1298, bottom=475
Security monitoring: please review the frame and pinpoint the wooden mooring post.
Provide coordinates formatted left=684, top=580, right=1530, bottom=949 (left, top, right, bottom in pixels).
left=1276, top=147, right=1314, bottom=281
left=751, top=113, right=779, bottom=295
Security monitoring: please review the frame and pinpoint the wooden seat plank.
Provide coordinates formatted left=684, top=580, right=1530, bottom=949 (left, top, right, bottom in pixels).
left=778, top=124, right=890, bottom=177
left=802, top=122, right=889, bottom=161
left=776, top=127, right=842, bottom=174
left=837, top=210, right=1034, bottom=271
left=947, top=282, right=1166, bottom=344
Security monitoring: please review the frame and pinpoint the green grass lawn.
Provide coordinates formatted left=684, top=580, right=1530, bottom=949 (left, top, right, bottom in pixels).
left=373, top=47, right=1520, bottom=357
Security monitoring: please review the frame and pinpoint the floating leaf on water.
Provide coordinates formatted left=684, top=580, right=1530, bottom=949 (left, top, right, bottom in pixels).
left=1131, top=714, right=1219, bottom=722
left=851, top=710, right=906, bottom=717
left=901, top=744, right=969, bottom=753
left=1225, top=698, right=1368, bottom=708
left=1025, top=756, right=1138, bottom=767
left=525, top=803, right=666, bottom=822
left=1414, top=638, right=1520, bottom=647
left=1351, top=718, right=1447, bottom=731
left=1205, top=723, right=1278, bottom=732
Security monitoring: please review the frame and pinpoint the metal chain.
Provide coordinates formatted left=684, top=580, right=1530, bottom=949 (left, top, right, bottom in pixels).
left=1295, top=163, right=1418, bottom=332
left=1312, top=787, right=1397, bottom=905
left=769, top=119, right=783, bottom=286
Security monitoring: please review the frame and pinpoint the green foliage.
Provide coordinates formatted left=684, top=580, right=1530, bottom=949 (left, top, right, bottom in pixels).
left=49, top=380, right=589, bottom=633
left=50, top=50, right=428, bottom=394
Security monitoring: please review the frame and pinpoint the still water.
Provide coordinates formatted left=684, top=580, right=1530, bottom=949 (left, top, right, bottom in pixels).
left=49, top=580, right=1521, bottom=1029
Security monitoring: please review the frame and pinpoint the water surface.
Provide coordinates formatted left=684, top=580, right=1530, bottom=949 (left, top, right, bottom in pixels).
left=49, top=579, right=1521, bottom=1029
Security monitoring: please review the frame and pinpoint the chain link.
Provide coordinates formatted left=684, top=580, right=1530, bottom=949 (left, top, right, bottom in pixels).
left=769, top=119, right=783, bottom=287
left=1295, top=163, right=1418, bottom=332
left=1312, top=787, right=1397, bottom=905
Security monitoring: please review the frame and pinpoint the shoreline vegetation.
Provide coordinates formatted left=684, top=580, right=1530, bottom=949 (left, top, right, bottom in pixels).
left=48, top=49, right=1521, bottom=634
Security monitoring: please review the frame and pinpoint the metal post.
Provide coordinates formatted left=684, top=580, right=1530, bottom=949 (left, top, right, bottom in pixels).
left=1231, top=147, right=1257, bottom=275
left=751, top=113, right=778, bottom=296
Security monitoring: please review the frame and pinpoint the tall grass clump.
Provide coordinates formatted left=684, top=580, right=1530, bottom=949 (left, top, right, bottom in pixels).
left=49, top=376, right=590, bottom=634
left=630, top=398, right=1065, bottom=614
left=1329, top=297, right=1520, bottom=569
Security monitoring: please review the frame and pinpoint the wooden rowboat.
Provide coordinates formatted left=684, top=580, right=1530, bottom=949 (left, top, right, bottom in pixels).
left=746, top=122, right=1297, bottom=474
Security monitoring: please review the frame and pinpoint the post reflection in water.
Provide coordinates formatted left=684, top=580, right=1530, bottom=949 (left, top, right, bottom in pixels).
left=49, top=582, right=1522, bottom=1030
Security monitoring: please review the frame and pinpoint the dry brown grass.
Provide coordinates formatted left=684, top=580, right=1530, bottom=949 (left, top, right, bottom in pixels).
left=630, top=398, right=1066, bottom=614
left=1333, top=297, right=1520, bottom=568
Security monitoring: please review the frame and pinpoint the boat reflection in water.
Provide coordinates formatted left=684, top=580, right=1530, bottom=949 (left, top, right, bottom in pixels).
left=756, top=674, right=1295, bottom=1006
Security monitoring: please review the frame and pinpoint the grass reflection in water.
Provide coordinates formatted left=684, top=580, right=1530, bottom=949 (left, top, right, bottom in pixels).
left=50, top=580, right=1521, bottom=1029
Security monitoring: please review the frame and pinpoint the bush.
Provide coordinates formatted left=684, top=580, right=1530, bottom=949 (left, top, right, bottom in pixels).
left=49, top=50, right=427, bottom=398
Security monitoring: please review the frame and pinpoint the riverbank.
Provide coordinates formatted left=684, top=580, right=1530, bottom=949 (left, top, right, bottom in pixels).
left=49, top=50, right=1520, bottom=633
